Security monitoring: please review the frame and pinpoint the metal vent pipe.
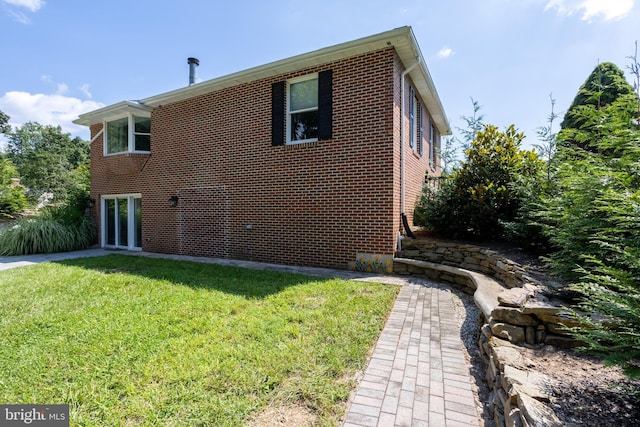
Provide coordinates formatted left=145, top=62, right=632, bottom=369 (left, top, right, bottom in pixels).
left=187, top=57, right=199, bottom=85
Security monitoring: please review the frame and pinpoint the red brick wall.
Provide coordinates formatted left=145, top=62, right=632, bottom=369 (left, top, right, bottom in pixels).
left=89, top=47, right=441, bottom=268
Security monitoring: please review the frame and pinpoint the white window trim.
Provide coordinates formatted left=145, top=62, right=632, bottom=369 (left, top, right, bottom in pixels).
left=101, top=194, right=142, bottom=251
left=104, top=113, right=151, bottom=156
left=286, top=73, right=319, bottom=145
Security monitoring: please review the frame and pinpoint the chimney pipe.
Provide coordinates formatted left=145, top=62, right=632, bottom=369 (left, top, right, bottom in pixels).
left=187, top=57, right=199, bottom=85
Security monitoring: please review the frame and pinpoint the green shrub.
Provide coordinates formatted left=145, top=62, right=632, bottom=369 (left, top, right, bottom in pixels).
left=0, top=217, right=73, bottom=255
left=0, top=201, right=95, bottom=255
left=570, top=259, right=640, bottom=377
left=0, top=186, right=27, bottom=218
left=414, top=124, right=543, bottom=241
left=536, top=66, right=640, bottom=375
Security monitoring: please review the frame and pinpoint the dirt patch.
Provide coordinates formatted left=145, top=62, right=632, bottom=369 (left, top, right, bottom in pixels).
left=530, top=347, right=640, bottom=427
left=248, top=403, right=317, bottom=427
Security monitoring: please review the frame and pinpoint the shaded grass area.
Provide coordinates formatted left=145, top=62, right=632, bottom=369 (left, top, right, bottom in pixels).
left=0, top=255, right=399, bottom=426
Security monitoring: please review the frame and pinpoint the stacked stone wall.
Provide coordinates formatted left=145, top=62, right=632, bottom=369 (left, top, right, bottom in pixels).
left=395, top=240, right=579, bottom=427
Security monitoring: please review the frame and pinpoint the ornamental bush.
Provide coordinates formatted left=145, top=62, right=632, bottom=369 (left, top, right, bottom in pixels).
left=0, top=199, right=94, bottom=255
left=0, top=186, right=27, bottom=218
left=414, top=124, right=543, bottom=241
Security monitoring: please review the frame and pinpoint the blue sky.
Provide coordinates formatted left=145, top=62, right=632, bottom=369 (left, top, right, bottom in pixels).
left=0, top=0, right=638, bottom=150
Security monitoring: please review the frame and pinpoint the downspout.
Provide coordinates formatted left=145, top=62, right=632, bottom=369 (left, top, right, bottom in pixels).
left=398, top=58, right=421, bottom=252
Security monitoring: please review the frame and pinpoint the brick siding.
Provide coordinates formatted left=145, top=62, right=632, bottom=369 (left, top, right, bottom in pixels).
left=89, top=47, right=440, bottom=269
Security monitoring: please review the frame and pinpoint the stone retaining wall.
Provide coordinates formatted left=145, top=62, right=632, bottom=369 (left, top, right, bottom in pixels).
left=400, top=240, right=541, bottom=288
left=396, top=240, right=577, bottom=348
left=394, top=240, right=576, bottom=427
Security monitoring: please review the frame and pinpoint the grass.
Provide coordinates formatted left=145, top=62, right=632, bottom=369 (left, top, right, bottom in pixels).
left=0, top=254, right=399, bottom=426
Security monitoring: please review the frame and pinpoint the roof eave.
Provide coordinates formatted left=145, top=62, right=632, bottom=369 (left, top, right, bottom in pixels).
left=402, top=28, right=451, bottom=136
left=73, top=100, right=153, bottom=126
left=142, top=26, right=417, bottom=108
left=74, top=26, right=450, bottom=134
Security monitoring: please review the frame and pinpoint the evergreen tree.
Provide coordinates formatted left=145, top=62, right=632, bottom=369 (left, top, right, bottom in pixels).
left=0, top=156, right=26, bottom=217
left=560, top=62, right=638, bottom=151
left=539, top=56, right=640, bottom=376
left=0, top=109, right=9, bottom=134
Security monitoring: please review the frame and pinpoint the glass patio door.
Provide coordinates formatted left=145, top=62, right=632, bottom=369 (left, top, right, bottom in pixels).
left=103, top=195, right=142, bottom=250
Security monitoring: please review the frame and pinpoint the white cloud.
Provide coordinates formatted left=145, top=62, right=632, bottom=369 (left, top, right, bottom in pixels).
left=2, top=0, right=44, bottom=12
left=40, top=75, right=69, bottom=95
left=2, top=0, right=44, bottom=23
left=79, top=83, right=92, bottom=99
left=6, top=9, right=28, bottom=23
left=545, top=0, right=635, bottom=21
left=437, top=46, right=455, bottom=59
left=0, top=91, right=104, bottom=137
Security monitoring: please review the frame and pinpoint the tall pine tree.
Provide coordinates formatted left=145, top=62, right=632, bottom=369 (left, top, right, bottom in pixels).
left=560, top=62, right=638, bottom=151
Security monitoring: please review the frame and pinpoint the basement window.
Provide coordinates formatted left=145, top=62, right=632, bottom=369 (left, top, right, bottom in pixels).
left=105, top=114, right=151, bottom=155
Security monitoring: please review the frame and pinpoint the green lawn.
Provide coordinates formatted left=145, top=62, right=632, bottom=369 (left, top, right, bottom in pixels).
left=0, top=255, right=399, bottom=426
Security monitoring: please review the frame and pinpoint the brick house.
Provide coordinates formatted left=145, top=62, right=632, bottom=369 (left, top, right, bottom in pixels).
left=74, top=26, right=450, bottom=270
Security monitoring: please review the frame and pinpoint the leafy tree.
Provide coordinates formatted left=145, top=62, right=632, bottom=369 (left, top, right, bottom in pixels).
left=436, top=98, right=485, bottom=174
left=5, top=122, right=89, bottom=203
left=627, top=40, right=640, bottom=124
left=415, top=124, right=543, bottom=240
left=439, top=136, right=459, bottom=174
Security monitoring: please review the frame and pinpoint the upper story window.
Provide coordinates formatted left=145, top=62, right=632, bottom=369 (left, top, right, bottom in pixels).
left=105, top=114, right=151, bottom=155
left=287, top=74, right=319, bottom=144
left=271, top=70, right=332, bottom=146
left=409, top=86, right=417, bottom=149
left=430, top=122, right=438, bottom=168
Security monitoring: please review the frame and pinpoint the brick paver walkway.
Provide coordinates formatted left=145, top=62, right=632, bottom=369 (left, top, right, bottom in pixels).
left=343, top=284, right=480, bottom=427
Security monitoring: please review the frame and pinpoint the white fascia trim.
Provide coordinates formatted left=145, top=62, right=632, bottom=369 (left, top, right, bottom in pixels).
left=74, top=101, right=153, bottom=127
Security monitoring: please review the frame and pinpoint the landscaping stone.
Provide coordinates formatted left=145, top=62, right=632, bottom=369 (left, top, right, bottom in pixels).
left=489, top=339, right=531, bottom=371
left=517, top=393, right=563, bottom=427
left=545, top=322, right=571, bottom=335
left=502, top=366, right=554, bottom=403
left=497, top=288, right=531, bottom=307
left=544, top=334, right=581, bottom=348
left=525, top=326, right=536, bottom=345
left=491, top=322, right=526, bottom=343
left=491, top=307, right=539, bottom=326
left=506, top=408, right=523, bottom=427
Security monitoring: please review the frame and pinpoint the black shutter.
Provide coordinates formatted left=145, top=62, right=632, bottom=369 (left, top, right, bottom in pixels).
left=317, top=70, right=333, bottom=140
left=271, top=81, right=285, bottom=146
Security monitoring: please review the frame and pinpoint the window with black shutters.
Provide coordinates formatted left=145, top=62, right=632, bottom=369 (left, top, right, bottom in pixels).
left=271, top=70, right=332, bottom=146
